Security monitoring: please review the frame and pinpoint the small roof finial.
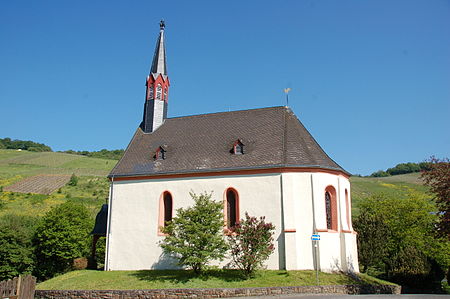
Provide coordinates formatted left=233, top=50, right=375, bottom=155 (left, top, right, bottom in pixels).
left=160, top=20, right=165, bottom=30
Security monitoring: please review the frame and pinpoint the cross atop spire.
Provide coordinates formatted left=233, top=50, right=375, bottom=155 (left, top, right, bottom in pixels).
left=150, top=20, right=167, bottom=76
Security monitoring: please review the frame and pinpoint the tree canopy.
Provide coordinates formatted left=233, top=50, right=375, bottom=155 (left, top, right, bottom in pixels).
left=354, top=193, right=450, bottom=291
left=160, top=192, right=228, bottom=274
left=0, top=215, right=38, bottom=280
left=33, top=201, right=93, bottom=280
left=370, top=162, right=431, bottom=177
left=0, top=137, right=52, bottom=152
left=421, top=156, right=450, bottom=239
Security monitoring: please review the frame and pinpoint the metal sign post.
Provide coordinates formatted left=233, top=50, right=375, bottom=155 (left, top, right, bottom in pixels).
left=311, top=234, right=320, bottom=285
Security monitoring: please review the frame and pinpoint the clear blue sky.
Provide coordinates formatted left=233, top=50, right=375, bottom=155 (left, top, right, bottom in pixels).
left=1, top=0, right=449, bottom=175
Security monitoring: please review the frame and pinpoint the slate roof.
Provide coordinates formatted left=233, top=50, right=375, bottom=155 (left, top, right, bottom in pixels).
left=150, top=22, right=167, bottom=76
left=109, top=106, right=347, bottom=178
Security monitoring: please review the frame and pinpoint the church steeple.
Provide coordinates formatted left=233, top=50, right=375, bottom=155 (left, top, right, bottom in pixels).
left=141, top=20, right=170, bottom=133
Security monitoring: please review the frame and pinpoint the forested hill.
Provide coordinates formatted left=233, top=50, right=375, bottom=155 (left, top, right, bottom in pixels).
left=0, top=137, right=124, bottom=160
left=369, top=162, right=432, bottom=177
left=0, top=137, right=52, bottom=152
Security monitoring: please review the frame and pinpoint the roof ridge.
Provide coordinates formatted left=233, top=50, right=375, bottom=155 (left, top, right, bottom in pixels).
left=167, top=106, right=287, bottom=121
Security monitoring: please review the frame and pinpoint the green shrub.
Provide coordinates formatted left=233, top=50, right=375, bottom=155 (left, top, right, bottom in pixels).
left=355, top=194, right=450, bottom=292
left=0, top=214, right=38, bottom=280
left=228, top=213, right=275, bottom=277
left=68, top=174, right=78, bottom=186
left=160, top=192, right=228, bottom=274
left=370, top=170, right=390, bottom=177
left=33, top=201, right=92, bottom=280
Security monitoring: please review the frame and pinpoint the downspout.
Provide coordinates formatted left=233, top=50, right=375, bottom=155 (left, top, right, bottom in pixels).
left=310, top=174, right=317, bottom=233
left=104, top=176, right=114, bottom=271
left=279, top=173, right=287, bottom=270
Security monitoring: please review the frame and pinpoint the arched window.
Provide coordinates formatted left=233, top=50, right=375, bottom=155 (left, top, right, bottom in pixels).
left=158, top=191, right=173, bottom=234
left=325, top=186, right=338, bottom=231
left=156, top=84, right=162, bottom=100
left=163, top=192, right=172, bottom=225
left=225, top=188, right=239, bottom=229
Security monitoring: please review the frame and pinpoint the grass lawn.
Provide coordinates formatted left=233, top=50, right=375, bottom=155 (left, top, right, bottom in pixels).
left=37, top=270, right=395, bottom=290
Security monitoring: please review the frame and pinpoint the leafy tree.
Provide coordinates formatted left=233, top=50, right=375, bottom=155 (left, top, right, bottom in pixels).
left=353, top=208, right=391, bottom=273
left=227, top=213, right=275, bottom=277
left=0, top=137, right=52, bottom=152
left=370, top=162, right=433, bottom=177
left=68, top=173, right=78, bottom=186
left=33, top=201, right=93, bottom=280
left=59, top=149, right=124, bottom=160
left=386, top=162, right=421, bottom=176
left=355, top=193, right=450, bottom=291
left=160, top=192, right=228, bottom=274
left=0, top=215, right=37, bottom=280
left=421, top=156, right=450, bottom=239
left=370, top=170, right=390, bottom=177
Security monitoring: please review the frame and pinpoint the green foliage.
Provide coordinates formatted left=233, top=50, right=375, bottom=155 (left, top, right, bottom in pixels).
left=421, top=156, right=450, bottom=238
left=160, top=192, right=228, bottom=274
left=353, top=207, right=391, bottom=273
left=68, top=173, right=78, bottom=186
left=0, top=214, right=38, bottom=280
left=355, top=193, right=450, bottom=291
left=94, top=237, right=106, bottom=269
left=33, top=201, right=93, bottom=280
left=370, top=170, right=390, bottom=177
left=0, top=137, right=52, bottom=152
left=370, top=162, right=432, bottom=177
left=61, top=149, right=124, bottom=160
left=228, top=213, right=275, bottom=277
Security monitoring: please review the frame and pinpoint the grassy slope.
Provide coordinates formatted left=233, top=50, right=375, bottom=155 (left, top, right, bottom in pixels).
left=0, top=149, right=116, bottom=177
left=36, top=270, right=395, bottom=290
left=0, top=149, right=117, bottom=217
left=349, top=173, right=430, bottom=216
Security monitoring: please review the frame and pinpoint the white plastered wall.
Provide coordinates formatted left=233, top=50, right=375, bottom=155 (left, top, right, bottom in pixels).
left=106, top=173, right=284, bottom=271
left=307, top=173, right=359, bottom=272
left=105, top=171, right=359, bottom=272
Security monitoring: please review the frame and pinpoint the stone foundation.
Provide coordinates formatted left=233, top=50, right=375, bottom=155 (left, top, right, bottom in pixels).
left=35, top=284, right=401, bottom=298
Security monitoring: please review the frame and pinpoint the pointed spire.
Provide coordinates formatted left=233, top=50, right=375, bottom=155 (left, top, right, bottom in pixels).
left=150, top=20, right=167, bottom=76
left=141, top=20, right=170, bottom=134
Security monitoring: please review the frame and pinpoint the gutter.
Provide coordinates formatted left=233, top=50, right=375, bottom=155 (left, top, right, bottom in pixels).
left=108, top=164, right=351, bottom=179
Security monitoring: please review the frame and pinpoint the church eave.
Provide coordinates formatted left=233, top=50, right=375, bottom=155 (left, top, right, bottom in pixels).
left=108, top=164, right=350, bottom=181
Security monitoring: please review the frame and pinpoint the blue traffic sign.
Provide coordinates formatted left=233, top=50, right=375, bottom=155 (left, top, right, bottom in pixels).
left=311, top=234, right=320, bottom=241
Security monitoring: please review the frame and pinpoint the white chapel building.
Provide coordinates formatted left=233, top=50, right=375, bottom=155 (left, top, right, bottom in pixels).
left=104, top=21, right=359, bottom=273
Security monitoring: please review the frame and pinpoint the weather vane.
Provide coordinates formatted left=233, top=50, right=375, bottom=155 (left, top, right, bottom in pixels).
left=160, top=19, right=165, bottom=30
left=284, top=88, right=291, bottom=107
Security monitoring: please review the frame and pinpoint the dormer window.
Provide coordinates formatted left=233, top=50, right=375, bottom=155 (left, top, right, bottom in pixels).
left=233, top=140, right=244, bottom=155
left=154, top=146, right=166, bottom=160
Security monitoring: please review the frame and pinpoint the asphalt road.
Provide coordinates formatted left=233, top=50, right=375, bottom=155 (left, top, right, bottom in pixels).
left=225, top=295, right=449, bottom=299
